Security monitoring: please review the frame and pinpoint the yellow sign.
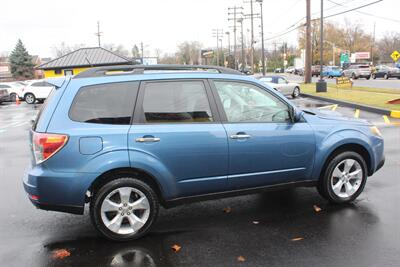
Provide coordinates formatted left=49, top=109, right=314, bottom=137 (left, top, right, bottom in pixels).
left=390, top=50, right=400, bottom=62
left=336, top=77, right=352, bottom=89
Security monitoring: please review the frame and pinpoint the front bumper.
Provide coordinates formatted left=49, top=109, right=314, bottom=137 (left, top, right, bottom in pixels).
left=23, top=164, right=99, bottom=215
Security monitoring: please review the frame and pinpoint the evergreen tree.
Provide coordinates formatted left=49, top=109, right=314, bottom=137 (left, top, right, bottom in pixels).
left=9, top=39, right=35, bottom=79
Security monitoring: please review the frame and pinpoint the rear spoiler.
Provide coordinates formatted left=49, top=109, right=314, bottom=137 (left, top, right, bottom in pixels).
left=44, top=77, right=68, bottom=88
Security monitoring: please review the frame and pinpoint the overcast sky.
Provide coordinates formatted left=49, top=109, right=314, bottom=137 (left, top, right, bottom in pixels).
left=0, top=0, right=398, bottom=58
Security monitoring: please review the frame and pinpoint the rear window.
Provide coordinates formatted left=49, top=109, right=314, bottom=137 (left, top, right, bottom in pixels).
left=358, top=65, right=370, bottom=69
left=69, top=82, right=139, bottom=124
left=32, top=87, right=56, bottom=130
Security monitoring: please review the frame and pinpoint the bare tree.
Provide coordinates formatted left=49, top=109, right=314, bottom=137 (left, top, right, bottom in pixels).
left=51, top=42, right=86, bottom=57
left=377, top=32, right=400, bottom=63
left=176, top=41, right=202, bottom=64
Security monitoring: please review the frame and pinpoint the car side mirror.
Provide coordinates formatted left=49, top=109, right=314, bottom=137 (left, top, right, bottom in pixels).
left=292, top=108, right=303, bottom=123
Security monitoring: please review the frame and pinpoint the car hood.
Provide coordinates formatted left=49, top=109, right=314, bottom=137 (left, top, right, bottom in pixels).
left=302, top=108, right=371, bottom=125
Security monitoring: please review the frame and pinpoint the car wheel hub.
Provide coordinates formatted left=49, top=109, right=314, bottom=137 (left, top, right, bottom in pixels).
left=331, top=159, right=363, bottom=198
left=100, top=186, right=150, bottom=235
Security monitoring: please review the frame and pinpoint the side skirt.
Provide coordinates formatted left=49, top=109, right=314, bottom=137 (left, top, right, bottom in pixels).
left=164, top=180, right=317, bottom=208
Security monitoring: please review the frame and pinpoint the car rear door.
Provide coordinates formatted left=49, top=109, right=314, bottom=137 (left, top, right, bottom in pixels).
left=277, top=77, right=292, bottom=95
left=210, top=79, right=315, bottom=190
left=128, top=80, right=228, bottom=198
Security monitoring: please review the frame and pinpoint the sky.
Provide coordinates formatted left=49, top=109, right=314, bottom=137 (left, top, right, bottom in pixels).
left=0, top=0, right=399, bottom=58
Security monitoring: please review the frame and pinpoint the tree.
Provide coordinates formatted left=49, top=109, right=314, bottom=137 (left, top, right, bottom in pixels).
left=51, top=42, right=86, bottom=57
left=102, top=44, right=130, bottom=57
left=9, top=39, right=35, bottom=79
left=377, top=32, right=400, bottom=63
left=131, top=45, right=140, bottom=58
left=176, top=41, right=202, bottom=64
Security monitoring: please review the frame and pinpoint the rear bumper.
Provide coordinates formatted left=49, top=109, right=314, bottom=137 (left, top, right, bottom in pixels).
left=23, top=164, right=99, bottom=215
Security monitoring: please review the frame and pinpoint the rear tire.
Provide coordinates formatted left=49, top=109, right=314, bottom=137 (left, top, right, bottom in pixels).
left=10, top=93, right=17, bottom=102
left=24, top=93, right=36, bottom=104
left=317, top=151, right=367, bottom=204
left=384, top=74, right=389, bottom=79
left=90, top=177, right=159, bottom=241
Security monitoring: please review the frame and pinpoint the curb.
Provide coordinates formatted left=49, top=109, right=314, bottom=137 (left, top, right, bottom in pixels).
left=300, top=93, right=400, bottom=118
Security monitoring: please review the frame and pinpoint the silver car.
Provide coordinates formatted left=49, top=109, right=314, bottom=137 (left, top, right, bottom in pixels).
left=343, top=65, right=371, bottom=80
left=259, top=75, right=300, bottom=98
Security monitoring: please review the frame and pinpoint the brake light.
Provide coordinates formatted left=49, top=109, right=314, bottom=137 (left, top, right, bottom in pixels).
left=32, top=132, right=68, bottom=164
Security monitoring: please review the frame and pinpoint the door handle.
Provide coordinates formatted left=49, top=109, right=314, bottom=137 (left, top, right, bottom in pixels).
left=230, top=134, right=251, bottom=139
left=135, top=137, right=160, bottom=143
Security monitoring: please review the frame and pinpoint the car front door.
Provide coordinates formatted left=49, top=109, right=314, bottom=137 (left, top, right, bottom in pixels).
left=210, top=80, right=315, bottom=190
left=128, top=80, right=228, bottom=198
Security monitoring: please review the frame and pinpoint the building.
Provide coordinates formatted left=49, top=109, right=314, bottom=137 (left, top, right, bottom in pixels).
left=37, top=47, right=132, bottom=78
left=0, top=55, right=44, bottom=81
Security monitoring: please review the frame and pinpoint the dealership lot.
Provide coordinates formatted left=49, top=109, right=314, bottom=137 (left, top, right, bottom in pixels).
left=0, top=99, right=399, bottom=267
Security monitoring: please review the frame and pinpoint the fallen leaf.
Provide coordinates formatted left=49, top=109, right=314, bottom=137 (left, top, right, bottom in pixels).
left=252, top=221, right=260, bottom=225
left=223, top=207, right=232, bottom=213
left=237, top=255, right=246, bottom=262
left=313, top=205, right=322, bottom=212
left=171, top=244, right=181, bottom=252
left=52, top=249, right=71, bottom=259
left=291, top=237, right=304, bottom=242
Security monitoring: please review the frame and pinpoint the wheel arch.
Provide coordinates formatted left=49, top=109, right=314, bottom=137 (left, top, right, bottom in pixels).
left=318, top=143, right=372, bottom=180
left=87, top=167, right=167, bottom=207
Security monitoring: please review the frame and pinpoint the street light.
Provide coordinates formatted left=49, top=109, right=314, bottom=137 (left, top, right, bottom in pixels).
left=316, top=0, right=327, bottom=92
left=256, top=0, right=266, bottom=76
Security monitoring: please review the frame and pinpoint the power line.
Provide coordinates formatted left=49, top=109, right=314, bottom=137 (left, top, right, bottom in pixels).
left=264, top=0, right=383, bottom=42
left=327, top=0, right=400, bottom=23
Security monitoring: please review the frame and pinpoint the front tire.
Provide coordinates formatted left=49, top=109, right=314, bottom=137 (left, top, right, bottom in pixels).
left=90, top=177, right=159, bottom=241
left=318, top=151, right=367, bottom=204
left=24, top=93, right=36, bottom=104
left=292, top=87, right=300, bottom=98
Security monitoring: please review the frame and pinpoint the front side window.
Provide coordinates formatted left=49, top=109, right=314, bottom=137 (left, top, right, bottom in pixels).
left=214, top=81, right=291, bottom=123
left=142, top=81, right=213, bottom=123
left=69, top=82, right=138, bottom=124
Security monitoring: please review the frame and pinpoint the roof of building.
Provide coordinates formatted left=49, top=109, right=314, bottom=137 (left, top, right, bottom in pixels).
left=37, top=47, right=131, bottom=69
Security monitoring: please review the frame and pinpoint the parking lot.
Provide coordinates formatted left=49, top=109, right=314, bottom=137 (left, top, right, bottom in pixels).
left=0, top=98, right=399, bottom=267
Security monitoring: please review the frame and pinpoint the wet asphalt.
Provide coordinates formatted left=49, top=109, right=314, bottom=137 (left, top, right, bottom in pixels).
left=0, top=99, right=399, bottom=267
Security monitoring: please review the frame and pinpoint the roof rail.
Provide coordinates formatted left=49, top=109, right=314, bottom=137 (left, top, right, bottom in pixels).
left=74, top=64, right=243, bottom=78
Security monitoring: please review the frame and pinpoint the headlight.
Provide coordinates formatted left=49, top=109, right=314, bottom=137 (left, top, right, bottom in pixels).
left=370, top=126, right=382, bottom=137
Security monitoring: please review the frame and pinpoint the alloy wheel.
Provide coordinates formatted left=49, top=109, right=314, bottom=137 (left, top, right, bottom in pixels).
left=100, top=187, right=150, bottom=235
left=330, top=159, right=363, bottom=199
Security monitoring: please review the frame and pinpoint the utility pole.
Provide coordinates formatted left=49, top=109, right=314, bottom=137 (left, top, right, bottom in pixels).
left=243, top=0, right=255, bottom=72
left=237, top=18, right=245, bottom=71
left=316, top=0, right=327, bottom=92
left=370, top=22, right=376, bottom=65
left=95, top=21, right=103, bottom=47
left=228, top=6, right=243, bottom=70
left=140, top=42, right=144, bottom=64
left=305, top=0, right=312, bottom=83
left=256, top=0, right=266, bottom=76
left=225, top=31, right=231, bottom=55
left=212, top=29, right=224, bottom=66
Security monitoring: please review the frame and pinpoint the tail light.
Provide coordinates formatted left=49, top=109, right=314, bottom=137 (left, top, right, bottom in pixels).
left=32, top=132, right=68, bottom=164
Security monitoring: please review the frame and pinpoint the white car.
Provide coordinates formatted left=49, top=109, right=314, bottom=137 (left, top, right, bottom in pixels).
left=259, top=75, right=300, bottom=98
left=22, top=80, right=54, bottom=104
left=0, top=82, right=25, bottom=101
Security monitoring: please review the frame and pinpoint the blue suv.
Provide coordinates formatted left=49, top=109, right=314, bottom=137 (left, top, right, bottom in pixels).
left=23, top=65, right=385, bottom=241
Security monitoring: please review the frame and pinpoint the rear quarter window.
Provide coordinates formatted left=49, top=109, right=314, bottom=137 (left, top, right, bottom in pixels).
left=69, top=82, right=139, bottom=125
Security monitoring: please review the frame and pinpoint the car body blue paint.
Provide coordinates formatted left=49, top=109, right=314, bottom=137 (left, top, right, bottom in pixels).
left=23, top=71, right=385, bottom=213
left=322, top=67, right=343, bottom=77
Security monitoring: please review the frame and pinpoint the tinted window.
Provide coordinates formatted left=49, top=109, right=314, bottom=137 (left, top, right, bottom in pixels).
left=0, top=84, right=10, bottom=88
left=142, top=81, right=213, bottom=123
left=277, top=78, right=287, bottom=84
left=214, top=81, right=291, bottom=123
left=69, top=82, right=138, bottom=124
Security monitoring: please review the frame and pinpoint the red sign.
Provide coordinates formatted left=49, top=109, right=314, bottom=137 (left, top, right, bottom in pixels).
left=354, top=52, right=370, bottom=59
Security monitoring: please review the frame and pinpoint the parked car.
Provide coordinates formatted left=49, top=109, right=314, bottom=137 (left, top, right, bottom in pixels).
left=258, top=75, right=300, bottom=98
left=371, top=65, right=400, bottom=79
left=0, top=85, right=10, bottom=104
left=23, top=64, right=385, bottom=241
left=295, top=67, right=304, bottom=76
left=274, top=68, right=283, bottom=73
left=321, top=66, right=343, bottom=78
left=311, top=65, right=321, bottom=77
left=22, top=80, right=54, bottom=104
left=0, top=82, right=25, bottom=101
left=343, top=65, right=371, bottom=79
left=285, top=66, right=295, bottom=74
